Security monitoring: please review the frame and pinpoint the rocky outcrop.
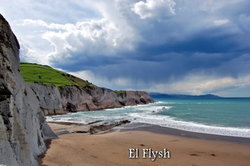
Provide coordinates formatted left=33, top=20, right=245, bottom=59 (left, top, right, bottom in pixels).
left=0, top=14, right=56, bottom=166
left=28, top=83, right=154, bottom=116
left=28, top=83, right=65, bottom=115
left=0, top=12, right=153, bottom=165
left=88, top=120, right=131, bottom=134
left=50, top=120, right=131, bottom=135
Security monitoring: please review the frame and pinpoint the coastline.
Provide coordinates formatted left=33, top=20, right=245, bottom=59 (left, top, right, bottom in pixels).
left=40, top=122, right=250, bottom=166
left=122, top=123, right=250, bottom=145
left=46, top=121, right=250, bottom=144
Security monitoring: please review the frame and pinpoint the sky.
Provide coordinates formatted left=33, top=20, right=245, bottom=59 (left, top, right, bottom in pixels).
left=1, top=0, right=250, bottom=97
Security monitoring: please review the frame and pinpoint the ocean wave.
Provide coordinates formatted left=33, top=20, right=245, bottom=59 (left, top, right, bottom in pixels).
left=46, top=101, right=250, bottom=138
left=128, top=112, right=250, bottom=138
left=137, top=106, right=172, bottom=113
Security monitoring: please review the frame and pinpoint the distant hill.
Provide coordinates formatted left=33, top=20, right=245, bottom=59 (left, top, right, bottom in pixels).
left=20, top=62, right=95, bottom=87
left=150, top=93, right=221, bottom=99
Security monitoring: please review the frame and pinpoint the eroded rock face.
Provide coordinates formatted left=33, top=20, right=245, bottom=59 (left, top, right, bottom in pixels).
left=0, top=14, right=56, bottom=166
left=28, top=84, right=154, bottom=116
left=0, top=13, right=153, bottom=165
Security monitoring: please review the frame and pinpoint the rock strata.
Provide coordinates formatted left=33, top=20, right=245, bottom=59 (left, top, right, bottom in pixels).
left=28, top=83, right=154, bottom=116
left=0, top=14, right=56, bottom=166
left=0, top=13, right=153, bottom=166
left=88, top=120, right=130, bottom=134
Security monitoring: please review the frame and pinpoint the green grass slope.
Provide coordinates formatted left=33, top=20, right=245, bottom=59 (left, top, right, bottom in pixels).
left=20, top=62, right=95, bottom=87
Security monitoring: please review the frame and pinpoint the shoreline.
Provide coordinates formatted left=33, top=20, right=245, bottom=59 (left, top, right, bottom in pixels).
left=122, top=123, right=250, bottom=145
left=45, top=99, right=250, bottom=139
left=47, top=121, right=250, bottom=144
left=40, top=122, right=250, bottom=166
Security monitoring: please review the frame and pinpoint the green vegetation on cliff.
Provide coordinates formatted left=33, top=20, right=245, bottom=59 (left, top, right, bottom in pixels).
left=20, top=62, right=95, bottom=87
left=114, top=90, right=127, bottom=98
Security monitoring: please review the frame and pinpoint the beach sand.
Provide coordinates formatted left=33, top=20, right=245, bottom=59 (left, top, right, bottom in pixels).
left=40, top=123, right=250, bottom=166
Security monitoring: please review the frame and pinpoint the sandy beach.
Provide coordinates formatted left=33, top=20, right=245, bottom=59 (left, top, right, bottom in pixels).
left=39, top=123, right=250, bottom=166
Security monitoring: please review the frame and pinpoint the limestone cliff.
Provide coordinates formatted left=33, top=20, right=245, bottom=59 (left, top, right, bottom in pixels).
left=0, top=13, right=153, bottom=166
left=0, top=14, right=56, bottom=166
left=28, top=83, right=154, bottom=116
left=19, top=62, right=153, bottom=115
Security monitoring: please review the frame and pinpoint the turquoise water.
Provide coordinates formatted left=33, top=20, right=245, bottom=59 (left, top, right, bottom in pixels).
left=156, top=98, right=250, bottom=128
left=47, top=97, right=250, bottom=138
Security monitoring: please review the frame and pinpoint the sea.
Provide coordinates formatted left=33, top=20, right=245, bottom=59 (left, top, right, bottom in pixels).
left=46, top=97, right=250, bottom=138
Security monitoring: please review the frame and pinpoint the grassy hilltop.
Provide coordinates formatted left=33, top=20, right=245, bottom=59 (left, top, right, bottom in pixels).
left=20, top=62, right=95, bottom=87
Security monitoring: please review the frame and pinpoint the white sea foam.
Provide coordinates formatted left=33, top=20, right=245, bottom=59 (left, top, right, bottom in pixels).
left=137, top=106, right=172, bottom=113
left=128, top=112, right=250, bottom=138
left=46, top=101, right=250, bottom=138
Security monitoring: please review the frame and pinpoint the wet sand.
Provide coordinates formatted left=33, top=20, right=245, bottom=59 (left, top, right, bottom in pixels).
left=40, top=123, right=250, bottom=166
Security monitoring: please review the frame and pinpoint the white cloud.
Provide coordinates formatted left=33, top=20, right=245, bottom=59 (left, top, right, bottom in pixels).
left=131, top=0, right=176, bottom=19
left=21, top=19, right=73, bottom=30
left=18, top=38, right=52, bottom=64
left=2, top=0, right=138, bottom=66
left=213, top=18, right=230, bottom=26
left=18, top=17, right=136, bottom=65
left=71, top=69, right=250, bottom=96
left=2, top=0, right=250, bottom=97
left=149, top=74, right=250, bottom=95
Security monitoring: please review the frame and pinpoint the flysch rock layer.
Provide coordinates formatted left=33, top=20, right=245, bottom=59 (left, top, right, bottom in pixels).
left=29, top=83, right=154, bottom=116
left=0, top=13, right=154, bottom=165
left=0, top=14, right=56, bottom=166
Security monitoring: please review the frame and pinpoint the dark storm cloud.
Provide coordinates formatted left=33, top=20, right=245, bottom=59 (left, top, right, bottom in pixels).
left=48, top=0, right=250, bottom=84
left=53, top=21, right=250, bottom=82
left=52, top=53, right=123, bottom=72
left=2, top=0, right=250, bottom=95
